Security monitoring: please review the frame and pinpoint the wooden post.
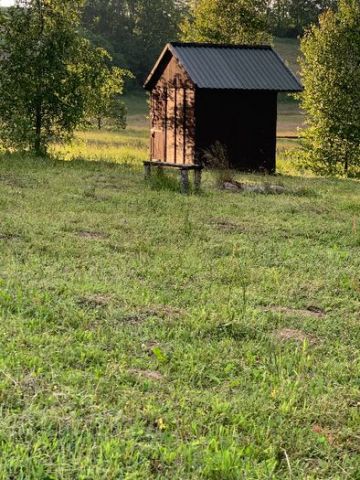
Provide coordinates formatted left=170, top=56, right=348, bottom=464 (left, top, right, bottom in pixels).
left=180, top=168, right=190, bottom=194
left=194, top=168, right=202, bottom=193
left=144, top=162, right=151, bottom=180
left=156, top=165, right=164, bottom=177
left=174, top=84, right=178, bottom=164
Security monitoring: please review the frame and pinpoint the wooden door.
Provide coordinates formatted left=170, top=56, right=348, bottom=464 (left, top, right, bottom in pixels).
left=151, top=88, right=167, bottom=162
left=151, top=86, right=195, bottom=165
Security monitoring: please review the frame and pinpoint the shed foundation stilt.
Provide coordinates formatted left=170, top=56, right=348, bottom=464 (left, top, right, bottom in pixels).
left=194, top=169, right=202, bottom=193
left=180, top=169, right=190, bottom=194
left=144, top=163, right=151, bottom=180
left=143, top=161, right=203, bottom=194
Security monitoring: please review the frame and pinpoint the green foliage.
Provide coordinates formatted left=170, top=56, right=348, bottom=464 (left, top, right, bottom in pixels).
left=181, top=0, right=271, bottom=44
left=269, top=0, right=338, bottom=37
left=300, top=0, right=360, bottom=177
left=87, top=67, right=132, bottom=130
left=0, top=0, right=119, bottom=155
left=83, top=0, right=187, bottom=82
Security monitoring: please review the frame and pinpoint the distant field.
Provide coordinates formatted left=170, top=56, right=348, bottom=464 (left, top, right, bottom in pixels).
left=123, top=95, right=303, bottom=139
left=274, top=37, right=301, bottom=78
left=277, top=102, right=304, bottom=138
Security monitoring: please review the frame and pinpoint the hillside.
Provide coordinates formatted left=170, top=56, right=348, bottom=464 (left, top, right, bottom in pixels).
left=274, top=37, right=301, bottom=78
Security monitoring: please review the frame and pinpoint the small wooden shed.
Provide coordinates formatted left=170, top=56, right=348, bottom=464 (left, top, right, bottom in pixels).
left=144, top=42, right=302, bottom=178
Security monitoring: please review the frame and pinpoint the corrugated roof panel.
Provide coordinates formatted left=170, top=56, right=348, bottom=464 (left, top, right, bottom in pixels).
left=163, top=43, right=303, bottom=92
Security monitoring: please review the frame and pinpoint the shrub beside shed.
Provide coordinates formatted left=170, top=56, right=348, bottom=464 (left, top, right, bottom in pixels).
left=144, top=42, right=302, bottom=191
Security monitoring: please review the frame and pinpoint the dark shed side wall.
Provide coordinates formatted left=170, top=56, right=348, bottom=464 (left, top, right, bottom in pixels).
left=195, top=90, right=278, bottom=172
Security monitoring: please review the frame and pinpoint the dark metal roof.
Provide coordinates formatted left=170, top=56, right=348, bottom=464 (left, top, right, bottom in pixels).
left=145, top=42, right=302, bottom=92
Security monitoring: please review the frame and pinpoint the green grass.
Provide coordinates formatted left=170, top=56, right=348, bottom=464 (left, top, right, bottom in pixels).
left=274, top=38, right=301, bottom=78
left=0, top=127, right=359, bottom=479
left=0, top=42, right=358, bottom=477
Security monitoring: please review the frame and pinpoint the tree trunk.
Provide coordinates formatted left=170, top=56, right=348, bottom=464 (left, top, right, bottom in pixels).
left=34, top=102, right=43, bottom=156
left=98, top=117, right=102, bottom=130
left=34, top=0, right=45, bottom=156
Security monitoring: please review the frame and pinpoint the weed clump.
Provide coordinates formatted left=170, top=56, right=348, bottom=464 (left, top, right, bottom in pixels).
left=202, top=141, right=235, bottom=187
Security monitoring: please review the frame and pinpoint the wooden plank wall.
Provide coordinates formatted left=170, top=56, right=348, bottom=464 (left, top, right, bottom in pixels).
left=150, top=56, right=196, bottom=165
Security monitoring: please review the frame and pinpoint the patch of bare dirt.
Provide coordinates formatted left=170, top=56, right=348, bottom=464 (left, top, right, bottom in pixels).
left=0, top=175, right=25, bottom=188
left=312, top=424, right=336, bottom=445
left=264, top=305, right=325, bottom=318
left=274, top=328, right=318, bottom=344
left=306, top=306, right=326, bottom=316
left=121, top=313, right=148, bottom=325
left=0, top=233, right=21, bottom=241
left=145, top=305, right=185, bottom=318
left=141, top=340, right=161, bottom=355
left=223, top=181, right=286, bottom=194
left=78, top=294, right=112, bottom=309
left=210, top=218, right=247, bottom=233
left=18, top=373, right=49, bottom=399
left=124, top=305, right=185, bottom=323
left=77, top=230, right=108, bottom=239
left=129, top=369, right=164, bottom=381
left=117, top=305, right=185, bottom=326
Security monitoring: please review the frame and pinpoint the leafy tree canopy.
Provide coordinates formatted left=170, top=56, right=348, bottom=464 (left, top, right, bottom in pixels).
left=181, top=0, right=271, bottom=44
left=0, top=0, right=127, bottom=155
left=300, top=0, right=360, bottom=176
left=269, top=0, right=338, bottom=37
left=83, top=0, right=187, bottom=82
left=86, top=66, right=132, bottom=130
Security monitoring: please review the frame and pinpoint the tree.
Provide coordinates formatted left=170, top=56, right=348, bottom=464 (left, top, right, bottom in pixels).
left=268, top=0, right=338, bottom=37
left=128, top=0, right=187, bottom=81
left=181, top=0, right=271, bottom=44
left=87, top=67, right=131, bottom=130
left=300, top=0, right=360, bottom=176
left=82, top=0, right=187, bottom=82
left=0, top=0, right=125, bottom=155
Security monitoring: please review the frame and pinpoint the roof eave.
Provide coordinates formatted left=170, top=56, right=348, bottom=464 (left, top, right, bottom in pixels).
left=143, top=43, right=172, bottom=90
left=144, top=42, right=200, bottom=90
left=195, top=86, right=303, bottom=92
left=144, top=42, right=304, bottom=92
left=271, top=48, right=303, bottom=92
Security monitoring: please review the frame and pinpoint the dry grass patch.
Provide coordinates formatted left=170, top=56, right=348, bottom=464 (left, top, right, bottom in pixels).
left=210, top=218, right=247, bottom=233
left=0, top=233, right=21, bottom=241
left=274, top=328, right=318, bottom=344
left=78, top=294, right=113, bottom=309
left=128, top=369, right=164, bottom=382
left=265, top=305, right=326, bottom=318
left=77, top=230, right=109, bottom=239
left=121, top=305, right=185, bottom=325
left=312, top=424, right=336, bottom=446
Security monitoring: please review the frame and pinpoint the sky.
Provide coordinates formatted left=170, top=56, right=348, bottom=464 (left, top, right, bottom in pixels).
left=0, top=0, right=15, bottom=6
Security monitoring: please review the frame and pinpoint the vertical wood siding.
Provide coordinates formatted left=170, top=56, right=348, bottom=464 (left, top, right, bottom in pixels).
left=150, top=57, right=196, bottom=165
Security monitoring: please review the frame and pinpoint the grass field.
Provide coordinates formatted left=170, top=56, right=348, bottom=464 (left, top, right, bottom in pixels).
left=1, top=121, right=360, bottom=479
left=0, top=41, right=359, bottom=479
left=274, top=38, right=301, bottom=78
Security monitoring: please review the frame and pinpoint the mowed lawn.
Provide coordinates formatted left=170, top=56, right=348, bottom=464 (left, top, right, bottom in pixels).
left=0, top=89, right=359, bottom=479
